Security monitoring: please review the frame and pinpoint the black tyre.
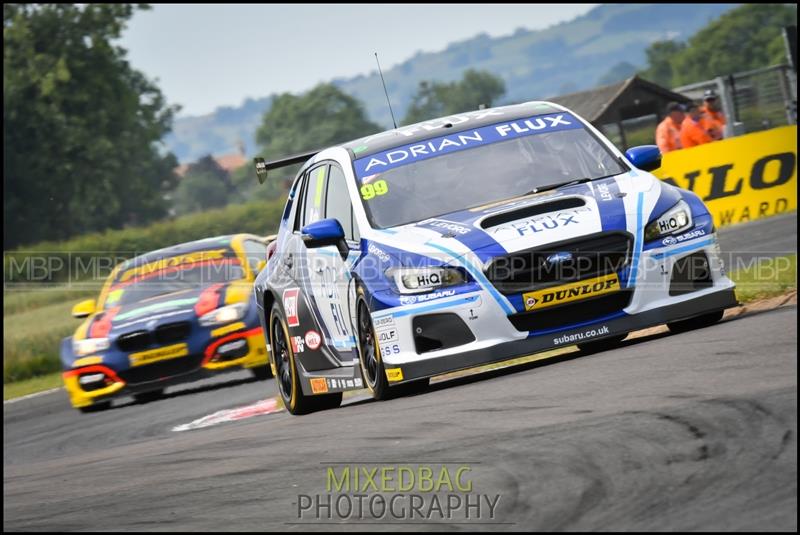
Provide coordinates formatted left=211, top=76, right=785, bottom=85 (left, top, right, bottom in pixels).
left=355, top=287, right=430, bottom=401
left=249, top=364, right=272, bottom=380
left=269, top=303, right=341, bottom=415
left=355, top=289, right=391, bottom=400
left=667, top=310, right=724, bottom=334
left=577, top=334, right=627, bottom=354
left=78, top=401, right=111, bottom=413
left=389, top=377, right=430, bottom=397
left=133, top=388, right=164, bottom=404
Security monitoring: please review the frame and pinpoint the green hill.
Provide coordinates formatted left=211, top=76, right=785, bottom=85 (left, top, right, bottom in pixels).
left=167, top=3, right=736, bottom=162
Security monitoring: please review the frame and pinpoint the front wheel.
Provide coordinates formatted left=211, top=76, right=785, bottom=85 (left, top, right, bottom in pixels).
left=355, top=288, right=430, bottom=401
left=269, top=303, right=341, bottom=415
left=133, top=388, right=164, bottom=404
left=667, top=310, right=724, bottom=334
left=356, top=291, right=390, bottom=400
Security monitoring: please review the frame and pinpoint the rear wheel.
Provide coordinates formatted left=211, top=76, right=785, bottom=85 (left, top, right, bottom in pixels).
left=133, top=388, right=164, bottom=404
left=250, top=364, right=272, bottom=380
left=667, top=310, right=724, bottom=334
left=577, top=334, right=627, bottom=354
left=269, top=303, right=341, bottom=415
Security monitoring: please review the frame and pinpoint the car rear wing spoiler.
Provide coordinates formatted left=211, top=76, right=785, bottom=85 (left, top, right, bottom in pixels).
left=253, top=150, right=319, bottom=184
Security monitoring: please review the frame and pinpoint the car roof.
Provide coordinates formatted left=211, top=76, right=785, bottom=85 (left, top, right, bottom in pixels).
left=119, top=234, right=245, bottom=271
left=340, top=100, right=564, bottom=159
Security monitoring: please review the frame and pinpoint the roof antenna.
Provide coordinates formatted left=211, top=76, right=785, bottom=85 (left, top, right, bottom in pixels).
left=374, top=52, right=398, bottom=130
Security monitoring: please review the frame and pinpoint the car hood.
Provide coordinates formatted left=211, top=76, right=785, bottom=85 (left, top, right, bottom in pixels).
left=373, top=171, right=672, bottom=265
left=96, top=279, right=252, bottom=335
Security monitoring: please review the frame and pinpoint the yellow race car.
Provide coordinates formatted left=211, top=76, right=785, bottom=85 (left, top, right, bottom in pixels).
left=61, top=234, right=274, bottom=412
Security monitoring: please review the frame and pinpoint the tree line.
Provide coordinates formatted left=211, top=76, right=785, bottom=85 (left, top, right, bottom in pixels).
left=599, top=4, right=796, bottom=87
left=5, top=3, right=795, bottom=248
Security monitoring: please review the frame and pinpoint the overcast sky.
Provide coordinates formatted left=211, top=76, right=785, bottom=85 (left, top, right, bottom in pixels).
left=119, top=4, right=596, bottom=117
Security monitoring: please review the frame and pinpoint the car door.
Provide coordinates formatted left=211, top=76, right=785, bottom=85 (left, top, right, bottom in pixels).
left=286, top=163, right=359, bottom=362
left=305, top=163, right=360, bottom=357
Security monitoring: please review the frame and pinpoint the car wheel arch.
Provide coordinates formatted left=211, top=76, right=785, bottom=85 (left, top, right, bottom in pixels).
left=262, top=288, right=277, bottom=320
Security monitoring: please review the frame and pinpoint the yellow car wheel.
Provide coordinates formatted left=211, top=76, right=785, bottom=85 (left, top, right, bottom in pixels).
left=269, top=302, right=340, bottom=415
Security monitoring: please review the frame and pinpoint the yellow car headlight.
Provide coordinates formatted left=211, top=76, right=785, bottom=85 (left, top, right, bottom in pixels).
left=198, top=303, right=247, bottom=327
left=387, top=267, right=466, bottom=294
left=644, top=200, right=693, bottom=242
left=73, top=337, right=110, bottom=357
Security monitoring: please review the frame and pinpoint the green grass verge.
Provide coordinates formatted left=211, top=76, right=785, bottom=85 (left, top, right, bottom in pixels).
left=731, top=254, right=796, bottom=302
left=3, top=372, right=63, bottom=400
left=4, top=284, right=99, bottom=315
left=4, top=299, right=81, bottom=383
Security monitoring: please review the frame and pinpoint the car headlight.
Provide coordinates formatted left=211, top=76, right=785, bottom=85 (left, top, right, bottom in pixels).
left=387, top=267, right=466, bottom=294
left=644, top=200, right=693, bottom=241
left=198, top=303, right=247, bottom=327
left=73, top=338, right=110, bottom=357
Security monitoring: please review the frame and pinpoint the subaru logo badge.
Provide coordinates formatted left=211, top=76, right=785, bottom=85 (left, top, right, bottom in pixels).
left=546, top=252, right=573, bottom=264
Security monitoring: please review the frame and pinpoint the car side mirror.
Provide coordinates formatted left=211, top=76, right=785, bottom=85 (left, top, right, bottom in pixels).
left=625, top=145, right=662, bottom=172
left=72, top=299, right=96, bottom=319
left=301, top=218, right=348, bottom=260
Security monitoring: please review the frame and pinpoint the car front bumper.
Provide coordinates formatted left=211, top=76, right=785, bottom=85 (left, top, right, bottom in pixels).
left=370, top=233, right=738, bottom=384
left=385, top=286, right=737, bottom=383
left=63, top=328, right=268, bottom=409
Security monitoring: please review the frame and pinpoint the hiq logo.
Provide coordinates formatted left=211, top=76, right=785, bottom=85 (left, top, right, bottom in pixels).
left=658, top=212, right=688, bottom=233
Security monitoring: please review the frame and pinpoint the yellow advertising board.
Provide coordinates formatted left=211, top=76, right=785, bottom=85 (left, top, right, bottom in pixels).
left=653, top=126, right=797, bottom=227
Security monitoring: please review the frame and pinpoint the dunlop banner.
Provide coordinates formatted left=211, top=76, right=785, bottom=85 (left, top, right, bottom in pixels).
left=654, top=126, right=797, bottom=227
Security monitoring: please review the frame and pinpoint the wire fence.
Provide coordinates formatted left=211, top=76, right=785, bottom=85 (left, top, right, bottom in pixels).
left=674, top=64, right=797, bottom=138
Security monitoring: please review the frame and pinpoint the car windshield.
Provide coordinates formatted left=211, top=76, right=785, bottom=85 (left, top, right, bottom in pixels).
left=353, top=112, right=625, bottom=229
left=104, top=250, right=244, bottom=308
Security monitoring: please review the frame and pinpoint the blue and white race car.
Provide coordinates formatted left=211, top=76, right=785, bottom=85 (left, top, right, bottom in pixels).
left=253, top=101, right=737, bottom=414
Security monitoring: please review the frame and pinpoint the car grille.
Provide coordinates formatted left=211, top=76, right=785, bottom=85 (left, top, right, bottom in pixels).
left=116, top=330, right=151, bottom=352
left=509, top=290, right=633, bottom=333
left=485, top=232, right=633, bottom=294
left=155, top=322, right=191, bottom=345
left=118, top=354, right=203, bottom=385
left=116, top=322, right=192, bottom=352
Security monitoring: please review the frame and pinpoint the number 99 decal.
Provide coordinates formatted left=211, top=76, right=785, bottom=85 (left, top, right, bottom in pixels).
left=361, top=179, right=389, bottom=200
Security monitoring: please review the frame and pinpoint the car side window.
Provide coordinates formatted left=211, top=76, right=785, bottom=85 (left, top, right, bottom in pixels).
left=300, top=165, right=328, bottom=229
left=243, top=239, right=268, bottom=274
left=351, top=206, right=361, bottom=243
left=325, top=164, right=359, bottom=242
left=293, top=172, right=309, bottom=232
left=283, top=174, right=303, bottom=224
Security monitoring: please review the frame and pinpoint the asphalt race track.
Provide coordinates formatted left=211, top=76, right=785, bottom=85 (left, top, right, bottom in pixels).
left=3, top=213, right=797, bottom=531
